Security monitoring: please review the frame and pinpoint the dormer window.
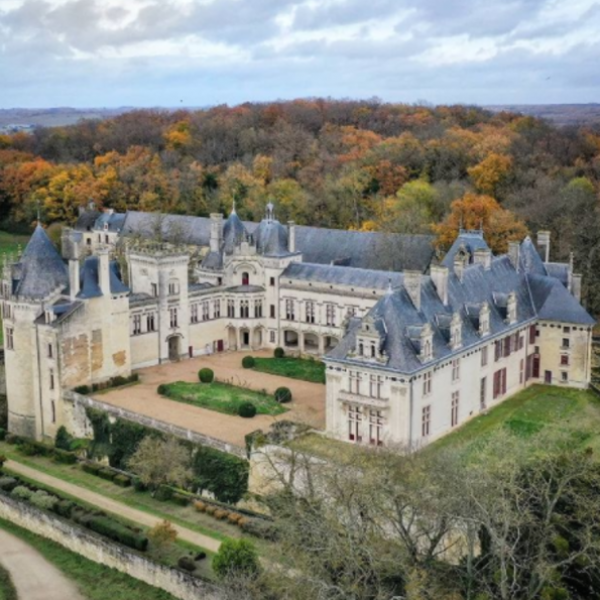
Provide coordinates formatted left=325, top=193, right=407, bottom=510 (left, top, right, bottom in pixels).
left=420, top=324, right=433, bottom=363
left=358, top=342, right=364, bottom=356
left=479, top=302, right=490, bottom=336
left=450, top=312, right=462, bottom=350
left=507, top=291, right=517, bottom=324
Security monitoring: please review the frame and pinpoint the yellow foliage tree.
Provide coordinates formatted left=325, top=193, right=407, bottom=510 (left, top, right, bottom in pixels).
left=468, top=152, right=513, bottom=196
left=434, top=193, right=528, bottom=254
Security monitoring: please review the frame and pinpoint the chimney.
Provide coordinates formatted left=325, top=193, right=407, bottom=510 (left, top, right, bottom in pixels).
left=288, top=221, right=296, bottom=253
left=473, top=248, right=491, bottom=270
left=508, top=241, right=520, bottom=270
left=404, top=271, right=421, bottom=311
left=69, top=259, right=80, bottom=300
left=430, top=265, right=448, bottom=305
left=97, top=247, right=111, bottom=296
left=453, top=256, right=464, bottom=282
left=571, top=274, right=582, bottom=301
left=537, top=230, right=550, bottom=263
left=209, top=213, right=223, bottom=253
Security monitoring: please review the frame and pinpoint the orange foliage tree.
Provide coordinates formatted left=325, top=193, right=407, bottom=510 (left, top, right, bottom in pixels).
left=434, top=193, right=528, bottom=254
left=468, top=152, right=513, bottom=196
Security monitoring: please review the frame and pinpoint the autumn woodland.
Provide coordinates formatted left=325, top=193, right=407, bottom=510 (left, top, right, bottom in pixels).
left=1, top=100, right=600, bottom=312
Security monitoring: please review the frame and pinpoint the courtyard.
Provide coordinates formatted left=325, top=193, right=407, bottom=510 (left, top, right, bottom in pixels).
left=94, top=350, right=326, bottom=448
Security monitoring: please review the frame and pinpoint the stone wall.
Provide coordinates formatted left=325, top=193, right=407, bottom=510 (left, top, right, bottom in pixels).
left=0, top=492, right=223, bottom=600
left=63, top=391, right=247, bottom=459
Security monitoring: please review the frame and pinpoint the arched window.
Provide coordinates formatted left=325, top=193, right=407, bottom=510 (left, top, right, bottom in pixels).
left=242, top=272, right=249, bottom=286
left=358, top=342, right=364, bottom=356
left=371, top=343, right=376, bottom=358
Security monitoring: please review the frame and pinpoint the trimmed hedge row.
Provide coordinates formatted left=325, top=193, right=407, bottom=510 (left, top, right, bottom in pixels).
left=5, top=435, right=78, bottom=464
left=73, top=373, right=140, bottom=395
left=80, top=461, right=132, bottom=487
left=87, top=515, right=148, bottom=552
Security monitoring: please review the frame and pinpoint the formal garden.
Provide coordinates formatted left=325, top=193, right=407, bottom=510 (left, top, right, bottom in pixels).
left=241, top=349, right=326, bottom=384
left=157, top=367, right=292, bottom=418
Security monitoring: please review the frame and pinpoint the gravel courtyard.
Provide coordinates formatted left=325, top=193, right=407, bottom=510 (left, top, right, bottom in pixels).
left=94, top=350, right=326, bottom=448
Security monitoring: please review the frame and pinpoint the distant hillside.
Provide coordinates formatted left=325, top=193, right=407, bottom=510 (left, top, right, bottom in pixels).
left=486, top=104, right=600, bottom=127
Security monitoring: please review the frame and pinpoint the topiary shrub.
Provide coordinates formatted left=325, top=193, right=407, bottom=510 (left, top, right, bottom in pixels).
left=73, top=385, right=90, bottom=395
left=178, top=556, right=196, bottom=572
left=238, top=402, right=257, bottom=419
left=193, top=500, right=206, bottom=512
left=205, top=505, right=216, bottom=516
left=213, top=509, right=229, bottom=520
left=172, top=492, right=190, bottom=506
left=0, top=477, right=17, bottom=492
left=195, top=551, right=207, bottom=561
left=198, top=368, right=214, bottom=383
left=157, top=384, right=168, bottom=395
left=11, top=485, right=33, bottom=501
left=227, top=513, right=242, bottom=525
left=242, top=356, right=255, bottom=369
left=212, top=538, right=261, bottom=580
left=53, top=449, right=78, bottom=465
left=274, top=387, right=292, bottom=404
left=110, top=375, right=127, bottom=388
left=274, top=347, right=285, bottom=359
left=30, top=490, right=58, bottom=511
left=113, top=474, right=131, bottom=488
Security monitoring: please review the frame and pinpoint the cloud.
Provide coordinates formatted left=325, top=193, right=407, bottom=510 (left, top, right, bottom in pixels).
left=0, top=0, right=599, bottom=107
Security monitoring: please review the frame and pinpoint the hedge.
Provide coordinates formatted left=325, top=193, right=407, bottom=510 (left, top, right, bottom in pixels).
left=0, top=477, right=17, bottom=492
left=198, top=368, right=214, bottom=383
left=155, top=485, right=173, bottom=502
left=114, top=474, right=131, bottom=488
left=274, top=347, right=285, bottom=359
left=86, top=516, right=148, bottom=552
left=82, top=462, right=102, bottom=476
left=53, top=448, right=78, bottom=465
left=192, top=446, right=249, bottom=504
left=172, top=492, right=190, bottom=506
left=98, top=468, right=116, bottom=482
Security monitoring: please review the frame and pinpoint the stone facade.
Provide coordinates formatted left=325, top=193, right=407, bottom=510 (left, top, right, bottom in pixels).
left=0, top=208, right=594, bottom=451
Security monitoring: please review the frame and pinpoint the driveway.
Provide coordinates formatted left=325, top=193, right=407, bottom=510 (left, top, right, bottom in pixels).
left=0, top=528, right=84, bottom=600
left=95, top=350, right=326, bottom=448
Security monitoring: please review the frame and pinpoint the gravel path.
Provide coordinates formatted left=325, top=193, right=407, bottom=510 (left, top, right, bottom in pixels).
left=96, top=350, right=326, bottom=447
left=0, top=528, right=84, bottom=600
left=6, top=460, right=221, bottom=553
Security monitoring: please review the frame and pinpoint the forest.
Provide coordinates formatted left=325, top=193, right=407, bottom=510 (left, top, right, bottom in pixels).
left=1, top=99, right=600, bottom=313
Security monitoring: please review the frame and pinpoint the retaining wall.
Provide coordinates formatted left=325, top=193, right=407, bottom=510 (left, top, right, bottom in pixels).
left=0, top=492, right=223, bottom=600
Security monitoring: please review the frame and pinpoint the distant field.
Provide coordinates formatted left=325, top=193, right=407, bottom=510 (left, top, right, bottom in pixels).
left=486, top=103, right=600, bottom=127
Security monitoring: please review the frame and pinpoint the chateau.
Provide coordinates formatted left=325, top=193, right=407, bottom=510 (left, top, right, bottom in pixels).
left=0, top=204, right=594, bottom=449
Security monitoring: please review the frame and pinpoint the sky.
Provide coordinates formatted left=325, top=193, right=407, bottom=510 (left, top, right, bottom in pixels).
left=0, top=0, right=599, bottom=108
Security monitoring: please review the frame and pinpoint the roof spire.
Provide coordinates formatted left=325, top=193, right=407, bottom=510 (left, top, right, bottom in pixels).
left=266, top=200, right=275, bottom=221
left=386, top=277, right=393, bottom=295
left=37, top=200, right=42, bottom=226
left=231, top=196, right=237, bottom=215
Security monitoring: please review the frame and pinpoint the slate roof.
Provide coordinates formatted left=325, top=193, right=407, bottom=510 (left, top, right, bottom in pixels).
left=13, top=225, right=69, bottom=299
left=74, top=209, right=101, bottom=232
left=255, top=219, right=290, bottom=257
left=93, top=212, right=126, bottom=233
left=327, top=246, right=594, bottom=375
left=121, top=211, right=435, bottom=272
left=281, top=262, right=403, bottom=290
left=129, top=293, right=157, bottom=308
left=223, top=211, right=248, bottom=254
left=441, top=230, right=490, bottom=269
left=201, top=251, right=223, bottom=271
left=225, top=285, right=265, bottom=293
left=518, top=237, right=547, bottom=276
left=78, top=256, right=129, bottom=299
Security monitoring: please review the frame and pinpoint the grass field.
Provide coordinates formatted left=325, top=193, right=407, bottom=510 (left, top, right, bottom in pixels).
left=161, top=381, right=288, bottom=416
left=0, top=564, right=17, bottom=600
left=0, top=230, right=31, bottom=345
left=0, top=518, right=179, bottom=600
left=428, top=384, right=600, bottom=456
left=251, top=356, right=326, bottom=384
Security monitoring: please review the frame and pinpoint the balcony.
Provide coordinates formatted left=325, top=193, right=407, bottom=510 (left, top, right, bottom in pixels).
left=338, top=389, right=389, bottom=409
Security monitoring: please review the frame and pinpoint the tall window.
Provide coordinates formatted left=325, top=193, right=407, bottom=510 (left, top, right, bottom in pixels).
left=349, top=371, right=362, bottom=395
left=270, top=304, right=275, bottom=318
left=48, top=343, right=53, bottom=359
left=202, top=301, right=210, bottom=321
left=240, top=300, right=250, bottom=319
left=213, top=300, right=221, bottom=318
left=169, top=307, right=178, bottom=328
left=503, top=336, right=511, bottom=357
left=190, top=304, right=199, bottom=324
left=348, top=405, right=362, bottom=442
left=481, top=346, right=488, bottom=367
left=494, top=340, right=502, bottom=362
left=560, top=354, right=569, bottom=366
left=493, top=368, right=507, bottom=399
left=369, top=410, right=383, bottom=446
left=269, top=277, right=275, bottom=287
left=168, top=280, right=179, bottom=295
left=325, top=304, right=336, bottom=326
left=369, top=375, right=382, bottom=399
left=285, top=299, right=295, bottom=321
left=519, top=358, right=524, bottom=383
left=151, top=283, right=158, bottom=297
left=451, top=392, right=459, bottom=427
left=562, top=338, right=570, bottom=349
left=133, top=314, right=142, bottom=335
left=422, top=405, right=431, bottom=437
left=347, top=306, right=357, bottom=318
left=49, top=369, right=55, bottom=391
left=227, top=299, right=235, bottom=318
left=254, top=300, right=263, bottom=318
left=423, top=371, right=432, bottom=396
left=451, top=358, right=460, bottom=382
left=529, top=325, right=536, bottom=344
left=146, top=313, right=156, bottom=332
left=242, top=272, right=249, bottom=286
left=480, top=377, right=486, bottom=409
left=305, top=301, right=315, bottom=324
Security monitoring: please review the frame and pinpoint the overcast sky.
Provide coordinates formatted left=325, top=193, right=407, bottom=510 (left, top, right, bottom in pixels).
left=1, top=0, right=599, bottom=108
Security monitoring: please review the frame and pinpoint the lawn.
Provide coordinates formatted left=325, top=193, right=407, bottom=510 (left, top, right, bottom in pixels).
left=160, top=381, right=288, bottom=416
left=0, top=230, right=31, bottom=346
left=428, top=384, right=600, bottom=456
left=250, top=356, right=326, bottom=384
left=0, top=518, right=178, bottom=600
left=0, top=564, right=17, bottom=600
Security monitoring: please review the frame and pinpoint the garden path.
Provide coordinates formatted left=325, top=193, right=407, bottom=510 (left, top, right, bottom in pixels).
left=5, top=460, right=221, bottom=553
left=0, top=528, right=84, bottom=600
left=95, top=350, right=326, bottom=447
